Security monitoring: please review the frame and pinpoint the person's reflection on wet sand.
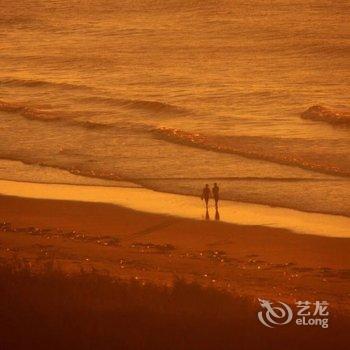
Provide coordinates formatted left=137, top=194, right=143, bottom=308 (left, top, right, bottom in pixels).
left=205, top=207, right=210, bottom=220
left=215, top=208, right=220, bottom=221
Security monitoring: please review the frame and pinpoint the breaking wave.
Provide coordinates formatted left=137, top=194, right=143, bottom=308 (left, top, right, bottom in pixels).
left=153, top=127, right=350, bottom=177
left=301, top=105, right=350, bottom=125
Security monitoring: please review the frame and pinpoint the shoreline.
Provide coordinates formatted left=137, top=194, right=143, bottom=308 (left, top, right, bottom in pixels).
left=0, top=158, right=348, bottom=218
left=1, top=175, right=349, bottom=219
left=0, top=179, right=349, bottom=238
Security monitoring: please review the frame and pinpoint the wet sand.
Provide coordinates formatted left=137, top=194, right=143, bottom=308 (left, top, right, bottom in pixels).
left=0, top=179, right=349, bottom=237
left=0, top=190, right=349, bottom=313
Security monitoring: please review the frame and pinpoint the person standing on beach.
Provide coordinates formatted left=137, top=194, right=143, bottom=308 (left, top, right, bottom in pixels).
left=201, top=184, right=211, bottom=209
left=212, top=183, right=219, bottom=209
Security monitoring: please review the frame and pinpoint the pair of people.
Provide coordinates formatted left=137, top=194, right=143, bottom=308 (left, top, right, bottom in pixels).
left=201, top=183, right=219, bottom=209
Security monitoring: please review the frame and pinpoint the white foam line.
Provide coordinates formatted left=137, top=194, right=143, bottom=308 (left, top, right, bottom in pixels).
left=0, top=179, right=349, bottom=238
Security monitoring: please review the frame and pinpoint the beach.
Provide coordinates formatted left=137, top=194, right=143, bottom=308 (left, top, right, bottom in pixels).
left=1, top=184, right=349, bottom=313
left=1, top=0, right=349, bottom=347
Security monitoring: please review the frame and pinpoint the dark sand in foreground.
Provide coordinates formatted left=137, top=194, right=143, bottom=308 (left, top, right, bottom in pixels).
left=0, top=195, right=349, bottom=312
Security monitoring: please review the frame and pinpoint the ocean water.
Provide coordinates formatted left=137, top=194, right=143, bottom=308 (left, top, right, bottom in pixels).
left=0, top=0, right=349, bottom=216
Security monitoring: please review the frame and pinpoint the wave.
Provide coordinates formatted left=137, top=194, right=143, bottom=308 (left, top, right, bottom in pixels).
left=0, top=100, right=63, bottom=122
left=0, top=100, right=156, bottom=135
left=0, top=96, right=188, bottom=127
left=0, top=154, right=125, bottom=184
left=301, top=105, right=350, bottom=125
left=0, top=16, right=39, bottom=28
left=153, top=127, right=350, bottom=177
left=2, top=99, right=348, bottom=178
left=1, top=76, right=189, bottom=118
left=0, top=100, right=116, bottom=130
left=131, top=176, right=338, bottom=182
left=0, top=77, right=91, bottom=91
left=80, top=96, right=189, bottom=115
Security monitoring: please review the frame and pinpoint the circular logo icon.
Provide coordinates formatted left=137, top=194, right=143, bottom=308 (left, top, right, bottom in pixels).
left=258, top=298, right=293, bottom=328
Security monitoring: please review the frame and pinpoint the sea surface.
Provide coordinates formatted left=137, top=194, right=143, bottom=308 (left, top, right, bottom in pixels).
left=0, top=0, right=349, bottom=216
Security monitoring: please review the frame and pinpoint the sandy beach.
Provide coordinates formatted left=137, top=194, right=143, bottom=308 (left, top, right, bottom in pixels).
left=1, top=185, right=349, bottom=313
left=1, top=1, right=349, bottom=347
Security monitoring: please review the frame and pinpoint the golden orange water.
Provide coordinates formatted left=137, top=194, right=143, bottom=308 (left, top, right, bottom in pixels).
left=0, top=0, right=349, bottom=215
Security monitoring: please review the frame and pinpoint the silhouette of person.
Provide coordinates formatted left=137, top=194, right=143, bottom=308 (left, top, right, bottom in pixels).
left=215, top=208, right=220, bottom=221
left=212, top=183, right=219, bottom=209
left=201, top=184, right=211, bottom=210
